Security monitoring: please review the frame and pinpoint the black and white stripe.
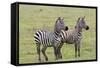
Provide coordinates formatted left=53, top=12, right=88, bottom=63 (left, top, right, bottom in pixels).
left=34, top=17, right=67, bottom=61
left=57, top=17, right=89, bottom=58
left=60, top=30, right=82, bottom=44
left=34, top=30, right=62, bottom=61
left=34, top=30, right=60, bottom=47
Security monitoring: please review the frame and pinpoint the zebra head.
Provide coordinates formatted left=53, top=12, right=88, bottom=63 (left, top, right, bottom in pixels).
left=75, top=16, right=89, bottom=32
left=54, top=17, right=68, bottom=34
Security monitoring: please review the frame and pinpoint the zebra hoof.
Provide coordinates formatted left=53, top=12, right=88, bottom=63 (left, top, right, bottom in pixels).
left=46, top=58, right=48, bottom=61
left=78, top=54, right=80, bottom=57
left=75, top=55, right=77, bottom=58
left=39, top=59, right=41, bottom=62
left=55, top=57, right=58, bottom=60
left=59, top=55, right=62, bottom=59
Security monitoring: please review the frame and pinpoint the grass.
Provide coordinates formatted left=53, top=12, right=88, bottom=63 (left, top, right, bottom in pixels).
left=19, top=4, right=96, bottom=64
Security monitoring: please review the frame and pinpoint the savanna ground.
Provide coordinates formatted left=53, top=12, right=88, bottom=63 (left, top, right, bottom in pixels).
left=19, top=4, right=96, bottom=64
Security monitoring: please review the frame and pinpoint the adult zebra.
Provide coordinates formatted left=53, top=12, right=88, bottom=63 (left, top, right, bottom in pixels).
left=57, top=16, right=89, bottom=58
left=34, top=17, right=68, bottom=61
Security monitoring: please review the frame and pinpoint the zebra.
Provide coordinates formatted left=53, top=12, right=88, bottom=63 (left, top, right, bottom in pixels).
left=56, top=16, right=89, bottom=58
left=34, top=17, right=68, bottom=61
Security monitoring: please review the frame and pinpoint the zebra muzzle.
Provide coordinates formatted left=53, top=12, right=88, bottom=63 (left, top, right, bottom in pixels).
left=86, top=26, right=89, bottom=30
left=65, top=26, right=68, bottom=31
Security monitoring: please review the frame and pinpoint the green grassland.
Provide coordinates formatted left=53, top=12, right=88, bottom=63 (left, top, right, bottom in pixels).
left=19, top=5, right=96, bottom=64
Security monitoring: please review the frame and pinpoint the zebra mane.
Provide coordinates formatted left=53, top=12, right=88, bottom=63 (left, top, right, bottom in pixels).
left=77, top=16, right=85, bottom=22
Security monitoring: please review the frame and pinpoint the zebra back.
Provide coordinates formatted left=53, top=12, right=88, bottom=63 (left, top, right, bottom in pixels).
left=34, top=30, right=61, bottom=47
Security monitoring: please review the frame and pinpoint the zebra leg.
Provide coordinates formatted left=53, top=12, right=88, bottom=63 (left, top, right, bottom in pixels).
left=58, top=48, right=62, bottom=59
left=59, top=49, right=62, bottom=59
left=54, top=47, right=59, bottom=60
left=78, top=46, right=80, bottom=57
left=74, top=43, right=78, bottom=57
left=55, top=47, right=62, bottom=60
left=78, top=42, right=81, bottom=57
left=54, top=47, right=57, bottom=60
left=58, top=42, right=63, bottom=59
left=41, top=46, right=48, bottom=61
left=36, top=44, right=41, bottom=61
left=56, top=48, right=60, bottom=60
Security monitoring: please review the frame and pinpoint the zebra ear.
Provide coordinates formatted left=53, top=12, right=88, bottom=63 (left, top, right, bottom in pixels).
left=83, top=16, right=85, bottom=18
left=58, top=17, right=61, bottom=20
left=77, top=17, right=80, bottom=22
left=83, top=16, right=85, bottom=20
left=62, top=17, right=64, bottom=20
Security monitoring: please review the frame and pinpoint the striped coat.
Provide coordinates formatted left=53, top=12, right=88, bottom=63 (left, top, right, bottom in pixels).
left=34, top=17, right=67, bottom=61
left=60, top=29, right=82, bottom=44
left=57, top=17, right=89, bottom=58
left=34, top=30, right=61, bottom=47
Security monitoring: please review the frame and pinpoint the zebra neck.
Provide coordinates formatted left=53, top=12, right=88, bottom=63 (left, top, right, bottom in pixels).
left=53, top=32, right=59, bottom=38
left=78, top=32, right=82, bottom=36
left=75, top=28, right=82, bottom=34
left=78, top=32, right=81, bottom=34
left=75, top=26, right=82, bottom=32
left=75, top=28, right=82, bottom=35
left=54, top=31, right=59, bottom=36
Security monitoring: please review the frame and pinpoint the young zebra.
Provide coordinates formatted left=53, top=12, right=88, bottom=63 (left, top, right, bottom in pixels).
left=57, top=16, right=89, bottom=58
left=34, top=17, right=68, bottom=61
